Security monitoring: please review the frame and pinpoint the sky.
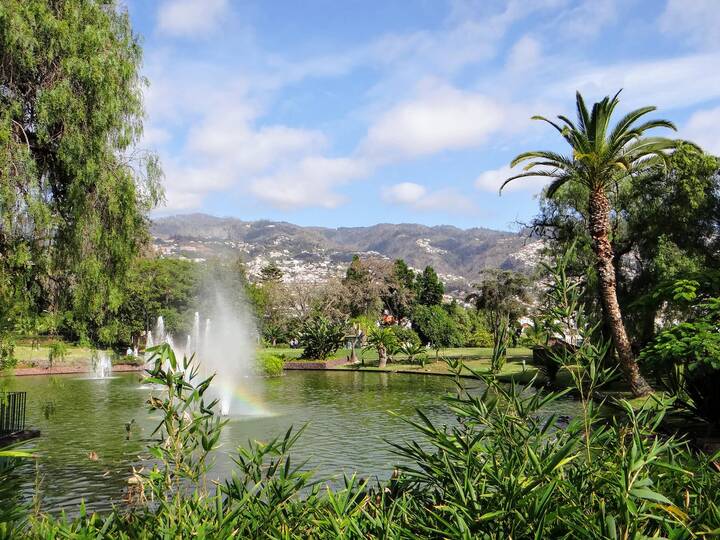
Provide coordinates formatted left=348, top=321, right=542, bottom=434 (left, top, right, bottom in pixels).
left=125, top=0, right=720, bottom=231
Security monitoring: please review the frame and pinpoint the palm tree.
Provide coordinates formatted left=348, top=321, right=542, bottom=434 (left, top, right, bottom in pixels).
left=365, top=327, right=398, bottom=369
left=501, top=91, right=683, bottom=397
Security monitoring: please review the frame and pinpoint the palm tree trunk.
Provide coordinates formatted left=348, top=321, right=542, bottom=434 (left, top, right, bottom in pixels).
left=588, top=188, right=652, bottom=397
left=378, top=345, right=387, bottom=369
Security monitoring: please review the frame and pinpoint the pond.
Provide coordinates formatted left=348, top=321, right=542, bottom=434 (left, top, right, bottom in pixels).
left=4, top=370, right=578, bottom=514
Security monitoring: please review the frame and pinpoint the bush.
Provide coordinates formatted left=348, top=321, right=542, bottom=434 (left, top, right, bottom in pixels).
left=298, top=316, right=346, bottom=360
left=533, top=339, right=577, bottom=382
left=413, top=305, right=464, bottom=352
left=0, top=336, right=16, bottom=370
left=47, top=342, right=68, bottom=368
left=389, top=326, right=420, bottom=348
left=365, top=327, right=398, bottom=368
left=398, top=341, right=427, bottom=367
left=468, top=327, right=493, bottom=347
left=641, top=295, right=720, bottom=424
left=257, top=353, right=284, bottom=377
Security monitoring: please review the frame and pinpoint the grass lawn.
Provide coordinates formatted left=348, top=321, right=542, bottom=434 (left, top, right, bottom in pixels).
left=12, top=342, right=127, bottom=368
left=263, top=346, right=532, bottom=362
left=262, top=345, right=538, bottom=381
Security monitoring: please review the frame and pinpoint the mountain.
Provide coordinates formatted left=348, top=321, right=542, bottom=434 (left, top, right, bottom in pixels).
left=151, top=213, right=542, bottom=290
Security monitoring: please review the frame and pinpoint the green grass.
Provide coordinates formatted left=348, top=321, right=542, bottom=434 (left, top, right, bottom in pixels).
left=261, top=345, right=536, bottom=380
left=264, top=346, right=532, bottom=361
left=12, top=342, right=123, bottom=368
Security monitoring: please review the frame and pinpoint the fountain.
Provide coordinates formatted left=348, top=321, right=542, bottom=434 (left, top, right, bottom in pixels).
left=92, top=352, right=112, bottom=379
left=155, top=316, right=165, bottom=343
left=204, top=318, right=211, bottom=350
left=192, top=312, right=200, bottom=354
left=142, top=294, right=263, bottom=416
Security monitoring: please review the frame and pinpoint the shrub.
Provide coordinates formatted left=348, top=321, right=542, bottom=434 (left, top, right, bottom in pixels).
left=468, top=327, right=493, bottom=347
left=47, top=342, right=68, bottom=368
left=389, top=325, right=420, bottom=348
left=257, top=353, right=284, bottom=377
left=533, top=338, right=578, bottom=382
left=413, top=304, right=464, bottom=356
left=641, top=295, right=720, bottom=424
left=298, top=316, right=346, bottom=360
left=365, top=327, right=398, bottom=368
left=0, top=337, right=16, bottom=371
left=398, top=341, right=427, bottom=367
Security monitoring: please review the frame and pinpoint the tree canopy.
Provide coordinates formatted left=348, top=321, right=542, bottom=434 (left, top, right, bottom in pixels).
left=0, top=0, right=163, bottom=344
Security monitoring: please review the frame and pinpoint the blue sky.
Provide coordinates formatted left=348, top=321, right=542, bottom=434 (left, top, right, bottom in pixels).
left=126, top=0, right=720, bottom=231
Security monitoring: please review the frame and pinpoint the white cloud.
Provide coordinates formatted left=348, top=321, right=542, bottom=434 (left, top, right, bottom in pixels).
left=684, top=106, right=720, bottom=155
left=140, top=64, right=331, bottom=212
left=549, top=53, right=720, bottom=112
left=551, top=0, right=617, bottom=40
left=382, top=182, right=474, bottom=212
left=475, top=165, right=551, bottom=194
left=381, top=182, right=427, bottom=205
left=659, top=0, right=720, bottom=49
left=362, top=83, right=524, bottom=160
left=157, top=0, right=229, bottom=37
left=142, top=126, right=172, bottom=147
left=506, top=35, right=541, bottom=72
left=187, top=105, right=326, bottom=174
left=249, top=157, right=368, bottom=209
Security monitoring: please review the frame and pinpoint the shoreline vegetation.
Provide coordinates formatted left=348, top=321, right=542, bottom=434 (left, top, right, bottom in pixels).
left=7, top=344, right=719, bottom=538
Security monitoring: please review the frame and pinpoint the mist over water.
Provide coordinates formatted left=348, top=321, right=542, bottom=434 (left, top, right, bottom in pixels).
left=194, top=288, right=261, bottom=415
left=147, top=282, right=265, bottom=416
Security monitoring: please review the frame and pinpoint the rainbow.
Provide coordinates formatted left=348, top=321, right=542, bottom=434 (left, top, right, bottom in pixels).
left=216, top=380, right=274, bottom=417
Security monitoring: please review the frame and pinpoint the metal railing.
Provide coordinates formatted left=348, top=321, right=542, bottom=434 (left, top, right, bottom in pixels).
left=0, top=392, right=26, bottom=436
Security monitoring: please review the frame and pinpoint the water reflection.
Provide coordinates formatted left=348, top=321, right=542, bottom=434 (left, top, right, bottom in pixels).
left=6, top=370, right=577, bottom=514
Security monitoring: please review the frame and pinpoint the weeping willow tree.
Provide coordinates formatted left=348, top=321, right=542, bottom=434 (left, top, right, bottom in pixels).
left=0, top=0, right=163, bottom=344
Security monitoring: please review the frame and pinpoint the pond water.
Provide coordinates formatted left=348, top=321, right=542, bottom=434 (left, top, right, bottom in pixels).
left=5, top=370, right=578, bottom=514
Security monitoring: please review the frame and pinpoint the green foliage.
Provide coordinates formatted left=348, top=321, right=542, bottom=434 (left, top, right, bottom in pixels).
left=0, top=450, right=31, bottom=537
left=489, top=318, right=509, bottom=373
left=256, top=353, right=284, bottom=377
left=365, top=327, right=398, bottom=367
left=382, top=259, right=417, bottom=318
left=641, top=282, right=720, bottom=424
left=416, top=266, right=444, bottom=306
left=390, top=371, right=719, bottom=538
left=19, top=343, right=720, bottom=538
left=349, top=314, right=376, bottom=335
left=468, top=326, right=493, bottom=347
left=388, top=325, right=420, bottom=348
left=343, top=255, right=377, bottom=317
left=0, top=0, right=163, bottom=347
left=398, top=340, right=427, bottom=366
left=47, top=342, right=67, bottom=368
left=298, top=316, right=346, bottom=360
left=467, top=269, right=529, bottom=369
left=112, top=257, right=199, bottom=345
left=413, top=305, right=464, bottom=356
left=0, top=336, right=16, bottom=371
left=532, top=139, right=719, bottom=350
left=519, top=317, right=549, bottom=348
left=505, top=91, right=682, bottom=396
left=540, top=241, right=585, bottom=346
